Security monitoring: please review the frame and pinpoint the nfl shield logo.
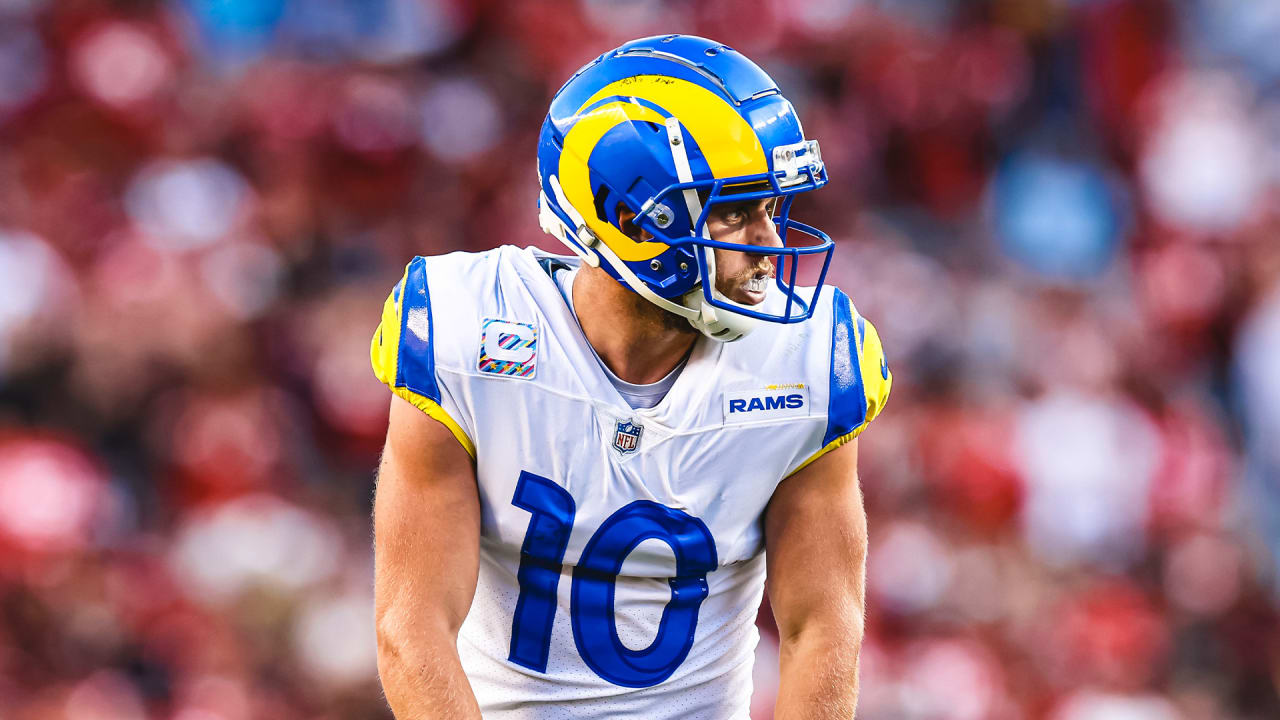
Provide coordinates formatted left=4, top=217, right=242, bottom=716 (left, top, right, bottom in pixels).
left=613, top=419, right=643, bottom=455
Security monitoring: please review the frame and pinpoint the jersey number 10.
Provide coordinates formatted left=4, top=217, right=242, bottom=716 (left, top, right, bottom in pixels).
left=507, top=470, right=719, bottom=688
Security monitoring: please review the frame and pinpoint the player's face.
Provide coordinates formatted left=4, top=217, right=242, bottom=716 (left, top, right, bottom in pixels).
left=706, top=198, right=781, bottom=306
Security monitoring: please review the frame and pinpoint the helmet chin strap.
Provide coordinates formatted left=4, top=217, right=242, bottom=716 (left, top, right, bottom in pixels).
left=540, top=179, right=599, bottom=268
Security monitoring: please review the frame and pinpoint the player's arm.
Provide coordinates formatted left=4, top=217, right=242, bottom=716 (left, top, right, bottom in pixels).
left=765, top=438, right=867, bottom=719
left=374, top=394, right=482, bottom=720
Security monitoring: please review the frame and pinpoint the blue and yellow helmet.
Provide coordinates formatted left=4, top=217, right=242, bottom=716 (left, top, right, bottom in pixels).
left=537, top=34, right=832, bottom=342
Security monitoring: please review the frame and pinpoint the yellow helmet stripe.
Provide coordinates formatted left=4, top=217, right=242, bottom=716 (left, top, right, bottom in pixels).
left=559, top=100, right=670, bottom=262
left=577, top=75, right=768, bottom=179
left=559, top=76, right=770, bottom=264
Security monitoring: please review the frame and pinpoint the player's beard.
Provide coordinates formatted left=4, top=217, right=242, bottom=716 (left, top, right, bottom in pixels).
left=627, top=288, right=698, bottom=336
left=659, top=306, right=699, bottom=335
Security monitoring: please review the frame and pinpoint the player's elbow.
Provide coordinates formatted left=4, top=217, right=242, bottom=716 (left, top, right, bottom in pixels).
left=375, top=617, right=407, bottom=707
left=376, top=623, right=424, bottom=718
left=776, top=598, right=866, bottom=655
left=375, top=608, right=407, bottom=672
left=375, top=598, right=463, bottom=665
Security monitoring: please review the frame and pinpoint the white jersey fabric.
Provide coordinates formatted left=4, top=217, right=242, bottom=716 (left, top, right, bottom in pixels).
left=371, top=246, right=891, bottom=719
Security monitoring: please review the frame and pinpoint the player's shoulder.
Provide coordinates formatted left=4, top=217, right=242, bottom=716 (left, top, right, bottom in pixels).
left=369, top=246, right=569, bottom=454
left=370, top=245, right=568, bottom=383
left=396, top=244, right=535, bottom=301
left=724, top=283, right=891, bottom=442
left=389, top=243, right=558, bottom=321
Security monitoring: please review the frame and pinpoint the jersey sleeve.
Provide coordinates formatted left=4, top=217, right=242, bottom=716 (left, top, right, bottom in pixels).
left=792, top=287, right=892, bottom=475
left=370, top=257, right=477, bottom=457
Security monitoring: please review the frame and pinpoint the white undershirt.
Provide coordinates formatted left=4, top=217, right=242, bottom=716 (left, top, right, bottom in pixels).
left=553, top=267, right=685, bottom=410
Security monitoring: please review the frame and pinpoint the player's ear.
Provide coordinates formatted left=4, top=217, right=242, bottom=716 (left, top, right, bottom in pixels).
left=616, top=204, right=652, bottom=242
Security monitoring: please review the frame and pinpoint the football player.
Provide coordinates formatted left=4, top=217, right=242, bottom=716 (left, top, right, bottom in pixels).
left=371, top=35, right=891, bottom=719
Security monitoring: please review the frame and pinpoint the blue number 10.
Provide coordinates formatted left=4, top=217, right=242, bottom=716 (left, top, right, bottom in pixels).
left=507, top=471, right=718, bottom=688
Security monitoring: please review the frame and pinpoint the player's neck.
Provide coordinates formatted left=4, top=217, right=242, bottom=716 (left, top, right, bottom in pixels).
left=572, top=266, right=698, bottom=385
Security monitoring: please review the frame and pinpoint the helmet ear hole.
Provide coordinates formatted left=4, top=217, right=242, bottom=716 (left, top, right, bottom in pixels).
left=615, top=203, right=646, bottom=241
left=595, top=185, right=648, bottom=241
left=593, top=185, right=614, bottom=224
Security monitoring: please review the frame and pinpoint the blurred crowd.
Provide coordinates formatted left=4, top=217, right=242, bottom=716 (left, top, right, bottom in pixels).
left=0, top=0, right=1277, bottom=718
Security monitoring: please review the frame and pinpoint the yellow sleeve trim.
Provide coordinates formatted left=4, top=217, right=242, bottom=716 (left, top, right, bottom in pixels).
left=788, top=427, right=863, bottom=478
left=391, top=387, right=477, bottom=459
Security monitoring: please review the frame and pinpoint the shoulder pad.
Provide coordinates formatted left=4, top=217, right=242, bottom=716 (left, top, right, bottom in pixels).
left=370, top=256, right=476, bottom=456
left=823, top=287, right=892, bottom=446
left=371, top=257, right=440, bottom=403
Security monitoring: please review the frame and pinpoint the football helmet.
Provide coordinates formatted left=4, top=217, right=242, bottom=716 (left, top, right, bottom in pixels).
left=537, top=34, right=833, bottom=342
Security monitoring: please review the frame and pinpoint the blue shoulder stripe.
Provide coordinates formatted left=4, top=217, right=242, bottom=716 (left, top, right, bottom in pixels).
left=824, top=288, right=867, bottom=446
left=395, top=256, right=441, bottom=404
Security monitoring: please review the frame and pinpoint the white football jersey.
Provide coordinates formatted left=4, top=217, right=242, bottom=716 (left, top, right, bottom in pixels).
left=371, top=246, right=890, bottom=719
